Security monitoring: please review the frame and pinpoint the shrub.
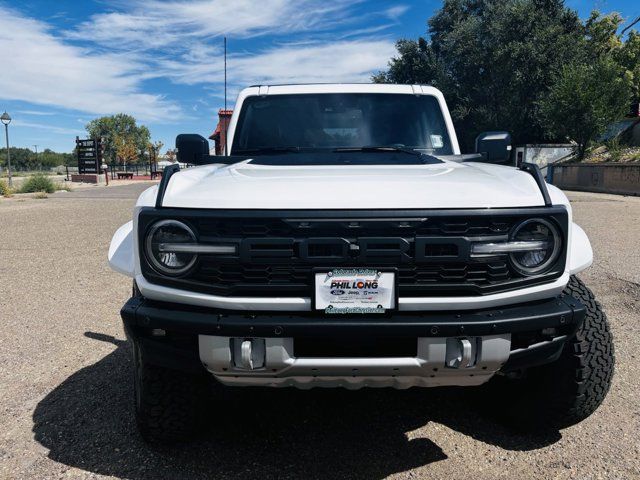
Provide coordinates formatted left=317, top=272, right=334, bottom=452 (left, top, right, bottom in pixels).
left=33, top=191, right=48, bottom=199
left=0, top=179, right=11, bottom=196
left=19, top=174, right=56, bottom=194
left=605, top=138, right=623, bottom=162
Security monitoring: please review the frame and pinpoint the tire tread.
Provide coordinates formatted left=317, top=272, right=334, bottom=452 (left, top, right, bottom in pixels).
left=133, top=342, right=209, bottom=444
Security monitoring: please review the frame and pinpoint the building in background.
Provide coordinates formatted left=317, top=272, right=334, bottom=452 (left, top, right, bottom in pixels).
left=209, top=109, right=233, bottom=155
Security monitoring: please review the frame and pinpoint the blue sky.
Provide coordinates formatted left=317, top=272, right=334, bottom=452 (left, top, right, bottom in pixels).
left=0, top=0, right=638, bottom=153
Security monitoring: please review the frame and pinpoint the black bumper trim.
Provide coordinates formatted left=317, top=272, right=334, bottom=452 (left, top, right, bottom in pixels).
left=122, top=322, right=204, bottom=374
left=501, top=335, right=567, bottom=372
left=121, top=295, right=585, bottom=339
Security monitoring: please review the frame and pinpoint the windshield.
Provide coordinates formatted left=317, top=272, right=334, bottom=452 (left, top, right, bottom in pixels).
left=231, top=93, right=453, bottom=155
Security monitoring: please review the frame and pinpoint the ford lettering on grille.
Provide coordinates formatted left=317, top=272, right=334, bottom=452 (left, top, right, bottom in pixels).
left=238, top=237, right=471, bottom=264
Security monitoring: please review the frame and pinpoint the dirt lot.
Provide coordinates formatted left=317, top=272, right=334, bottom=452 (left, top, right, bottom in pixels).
left=0, top=185, right=638, bottom=480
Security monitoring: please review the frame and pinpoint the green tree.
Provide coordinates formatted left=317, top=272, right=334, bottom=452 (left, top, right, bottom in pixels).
left=577, top=11, right=640, bottom=113
left=148, top=140, right=164, bottom=165
left=39, top=148, right=74, bottom=168
left=615, top=30, right=640, bottom=101
left=0, top=147, right=71, bottom=171
left=1, top=147, right=31, bottom=171
left=539, top=59, right=632, bottom=158
left=372, top=38, right=446, bottom=89
left=374, top=0, right=585, bottom=150
left=85, top=114, right=151, bottom=163
left=584, top=11, right=624, bottom=59
left=113, top=134, right=139, bottom=166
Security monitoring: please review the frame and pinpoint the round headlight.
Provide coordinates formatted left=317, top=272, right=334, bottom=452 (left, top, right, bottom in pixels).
left=145, top=220, right=197, bottom=275
left=509, top=218, right=561, bottom=275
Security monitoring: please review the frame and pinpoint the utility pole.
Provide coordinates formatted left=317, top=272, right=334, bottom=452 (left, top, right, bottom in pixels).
left=224, top=36, right=227, bottom=156
left=33, top=145, right=38, bottom=170
left=1, top=112, right=11, bottom=187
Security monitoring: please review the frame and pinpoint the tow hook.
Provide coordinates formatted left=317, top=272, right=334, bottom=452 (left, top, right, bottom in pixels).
left=232, top=338, right=266, bottom=370
left=445, top=337, right=478, bottom=369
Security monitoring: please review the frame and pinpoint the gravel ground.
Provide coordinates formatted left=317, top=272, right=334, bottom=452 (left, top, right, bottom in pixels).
left=0, top=185, right=638, bottom=480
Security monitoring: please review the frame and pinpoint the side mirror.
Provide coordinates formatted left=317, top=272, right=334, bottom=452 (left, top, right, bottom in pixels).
left=176, top=134, right=209, bottom=165
left=475, top=131, right=512, bottom=164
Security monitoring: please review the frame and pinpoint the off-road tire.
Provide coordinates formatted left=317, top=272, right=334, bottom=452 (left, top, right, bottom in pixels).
left=495, top=275, right=614, bottom=429
left=131, top=339, right=210, bottom=444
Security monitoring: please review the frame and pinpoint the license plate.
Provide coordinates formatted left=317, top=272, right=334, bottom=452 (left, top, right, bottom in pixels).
left=314, top=268, right=395, bottom=314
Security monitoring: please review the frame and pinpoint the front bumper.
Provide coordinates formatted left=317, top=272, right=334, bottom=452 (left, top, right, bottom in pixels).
left=121, top=294, right=585, bottom=388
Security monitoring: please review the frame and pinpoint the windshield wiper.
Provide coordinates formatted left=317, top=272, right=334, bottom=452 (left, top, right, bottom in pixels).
left=233, top=146, right=301, bottom=154
left=333, top=146, right=438, bottom=161
left=334, top=145, right=427, bottom=156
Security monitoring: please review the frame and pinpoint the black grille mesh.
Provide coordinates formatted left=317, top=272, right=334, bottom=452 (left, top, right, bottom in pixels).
left=192, top=260, right=512, bottom=297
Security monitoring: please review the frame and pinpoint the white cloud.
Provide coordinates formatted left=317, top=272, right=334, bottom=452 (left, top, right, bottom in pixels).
left=384, top=5, right=410, bottom=20
left=56, top=0, right=401, bottom=108
left=1, top=1, right=404, bottom=128
left=157, top=39, right=397, bottom=87
left=67, top=0, right=360, bottom=49
left=0, top=6, right=181, bottom=122
left=12, top=120, right=84, bottom=136
left=16, top=110, right=56, bottom=116
left=63, top=0, right=398, bottom=89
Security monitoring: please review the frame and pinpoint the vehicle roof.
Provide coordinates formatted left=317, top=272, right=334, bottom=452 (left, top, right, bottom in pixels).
left=239, top=83, right=443, bottom=97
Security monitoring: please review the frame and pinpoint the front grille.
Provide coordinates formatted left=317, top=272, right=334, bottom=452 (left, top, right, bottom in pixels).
left=190, top=260, right=511, bottom=297
left=138, top=208, right=568, bottom=299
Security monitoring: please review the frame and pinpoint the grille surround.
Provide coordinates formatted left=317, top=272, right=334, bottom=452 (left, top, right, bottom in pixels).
left=138, top=207, right=568, bottom=299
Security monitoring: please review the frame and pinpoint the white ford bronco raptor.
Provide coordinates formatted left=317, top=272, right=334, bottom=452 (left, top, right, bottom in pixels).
left=108, top=84, right=614, bottom=443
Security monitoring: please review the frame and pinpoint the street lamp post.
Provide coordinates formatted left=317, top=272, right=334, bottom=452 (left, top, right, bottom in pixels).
left=1, top=112, right=11, bottom=187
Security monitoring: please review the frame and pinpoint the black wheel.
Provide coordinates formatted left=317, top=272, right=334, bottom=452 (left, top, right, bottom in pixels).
left=492, top=275, right=614, bottom=429
left=131, top=339, right=210, bottom=444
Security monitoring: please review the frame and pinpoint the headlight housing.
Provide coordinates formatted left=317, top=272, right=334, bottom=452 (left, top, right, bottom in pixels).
left=509, top=218, right=561, bottom=275
left=145, top=220, right=197, bottom=276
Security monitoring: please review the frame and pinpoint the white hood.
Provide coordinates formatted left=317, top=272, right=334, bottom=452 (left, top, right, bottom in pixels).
left=160, top=159, right=547, bottom=209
